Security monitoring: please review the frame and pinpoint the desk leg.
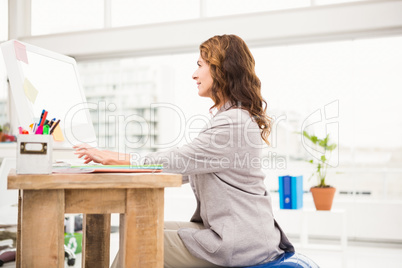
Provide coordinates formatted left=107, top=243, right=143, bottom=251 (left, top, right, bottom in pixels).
left=82, top=214, right=111, bottom=268
left=120, top=188, right=164, bottom=268
left=16, top=190, right=21, bottom=268
left=21, top=190, right=64, bottom=268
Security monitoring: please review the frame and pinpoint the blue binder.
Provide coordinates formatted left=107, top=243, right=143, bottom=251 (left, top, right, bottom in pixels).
left=278, top=176, right=284, bottom=209
left=282, top=175, right=292, bottom=209
left=291, top=176, right=303, bottom=209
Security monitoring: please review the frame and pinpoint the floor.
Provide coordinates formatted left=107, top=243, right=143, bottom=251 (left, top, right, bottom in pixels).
left=291, top=238, right=402, bottom=268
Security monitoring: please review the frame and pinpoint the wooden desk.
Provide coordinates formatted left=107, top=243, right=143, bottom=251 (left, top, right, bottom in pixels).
left=7, top=169, right=182, bottom=268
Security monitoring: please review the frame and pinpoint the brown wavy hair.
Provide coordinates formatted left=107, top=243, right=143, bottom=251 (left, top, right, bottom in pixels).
left=200, top=34, right=272, bottom=144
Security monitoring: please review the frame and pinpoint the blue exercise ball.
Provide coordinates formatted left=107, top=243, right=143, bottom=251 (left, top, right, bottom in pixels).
left=243, top=252, right=319, bottom=268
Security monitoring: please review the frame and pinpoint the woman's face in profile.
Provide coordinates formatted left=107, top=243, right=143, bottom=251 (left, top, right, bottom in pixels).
left=192, top=56, right=213, bottom=98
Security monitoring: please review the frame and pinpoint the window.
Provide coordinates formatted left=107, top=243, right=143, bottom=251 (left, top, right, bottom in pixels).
left=252, top=36, right=402, bottom=199
left=111, top=0, right=200, bottom=27
left=203, top=0, right=310, bottom=17
left=0, top=54, right=8, bottom=126
left=253, top=36, right=402, bottom=151
left=31, top=0, right=104, bottom=35
left=315, top=0, right=368, bottom=5
left=0, top=0, right=8, bottom=126
left=0, top=0, right=7, bottom=41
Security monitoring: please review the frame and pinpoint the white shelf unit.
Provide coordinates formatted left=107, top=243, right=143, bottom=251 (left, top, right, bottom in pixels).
left=78, top=61, right=165, bottom=155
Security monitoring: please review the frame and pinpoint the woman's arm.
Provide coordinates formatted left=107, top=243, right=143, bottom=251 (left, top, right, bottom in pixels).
left=73, top=144, right=130, bottom=165
left=143, top=110, right=243, bottom=176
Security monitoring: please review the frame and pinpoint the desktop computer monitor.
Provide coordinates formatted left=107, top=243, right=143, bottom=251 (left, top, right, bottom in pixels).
left=1, top=40, right=97, bottom=149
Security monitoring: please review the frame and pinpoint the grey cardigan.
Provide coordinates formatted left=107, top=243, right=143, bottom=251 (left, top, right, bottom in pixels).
left=143, top=103, right=294, bottom=267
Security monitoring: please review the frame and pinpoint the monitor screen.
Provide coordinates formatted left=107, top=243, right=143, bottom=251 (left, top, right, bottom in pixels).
left=1, top=40, right=97, bottom=149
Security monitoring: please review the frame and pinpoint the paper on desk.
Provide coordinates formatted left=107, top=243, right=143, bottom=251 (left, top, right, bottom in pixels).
left=52, top=168, right=94, bottom=174
left=87, top=168, right=162, bottom=173
left=23, top=78, right=38, bottom=104
left=53, top=165, right=163, bottom=173
left=14, top=40, right=29, bottom=64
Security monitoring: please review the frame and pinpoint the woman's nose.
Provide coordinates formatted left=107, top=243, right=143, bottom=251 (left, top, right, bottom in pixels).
left=192, top=70, right=198, bottom=80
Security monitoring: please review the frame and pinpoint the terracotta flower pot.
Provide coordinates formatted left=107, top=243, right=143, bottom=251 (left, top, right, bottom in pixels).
left=310, top=186, right=336, bottom=210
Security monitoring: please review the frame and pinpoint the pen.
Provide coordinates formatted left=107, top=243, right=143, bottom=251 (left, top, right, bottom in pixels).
left=49, top=119, right=60, bottom=135
left=38, top=109, right=45, bottom=126
left=48, top=118, right=56, bottom=128
left=40, top=110, right=48, bottom=127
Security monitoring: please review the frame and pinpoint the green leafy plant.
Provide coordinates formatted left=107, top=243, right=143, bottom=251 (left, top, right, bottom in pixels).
left=303, top=131, right=337, bottom=188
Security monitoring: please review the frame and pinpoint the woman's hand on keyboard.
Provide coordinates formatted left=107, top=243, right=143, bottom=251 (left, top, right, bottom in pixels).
left=73, top=144, right=130, bottom=165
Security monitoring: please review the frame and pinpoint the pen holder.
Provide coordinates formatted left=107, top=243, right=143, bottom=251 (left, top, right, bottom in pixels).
left=16, top=134, right=53, bottom=174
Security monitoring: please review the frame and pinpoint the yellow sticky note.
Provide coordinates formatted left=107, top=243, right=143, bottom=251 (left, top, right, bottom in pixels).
left=23, top=78, right=38, bottom=104
left=52, top=124, right=65, bottom=141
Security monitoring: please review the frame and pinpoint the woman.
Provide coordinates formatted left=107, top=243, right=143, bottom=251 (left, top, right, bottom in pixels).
left=75, top=34, right=294, bottom=267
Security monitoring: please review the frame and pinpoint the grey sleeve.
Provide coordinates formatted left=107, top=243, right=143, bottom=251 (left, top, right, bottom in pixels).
left=143, top=114, right=237, bottom=177
left=182, top=175, right=189, bottom=184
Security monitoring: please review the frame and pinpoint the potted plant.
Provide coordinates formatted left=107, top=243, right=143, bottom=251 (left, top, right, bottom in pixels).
left=303, top=131, right=337, bottom=210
